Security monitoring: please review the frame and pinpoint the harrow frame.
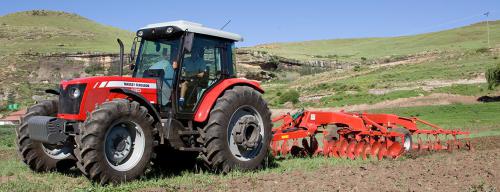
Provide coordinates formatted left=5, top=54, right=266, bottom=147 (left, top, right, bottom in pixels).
left=270, top=109, right=471, bottom=160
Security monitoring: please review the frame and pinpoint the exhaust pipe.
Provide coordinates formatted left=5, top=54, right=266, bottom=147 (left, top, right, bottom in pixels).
left=117, top=38, right=124, bottom=76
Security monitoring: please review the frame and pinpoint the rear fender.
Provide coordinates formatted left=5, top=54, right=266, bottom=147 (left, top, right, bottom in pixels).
left=194, top=78, right=264, bottom=123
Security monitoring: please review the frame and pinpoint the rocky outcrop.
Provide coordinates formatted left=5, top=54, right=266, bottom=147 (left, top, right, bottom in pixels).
left=235, top=49, right=356, bottom=81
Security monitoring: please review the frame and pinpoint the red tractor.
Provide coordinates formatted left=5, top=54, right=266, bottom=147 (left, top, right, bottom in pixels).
left=16, top=21, right=272, bottom=184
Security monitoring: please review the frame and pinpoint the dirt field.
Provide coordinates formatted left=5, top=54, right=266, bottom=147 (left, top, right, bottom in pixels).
left=199, top=136, right=500, bottom=192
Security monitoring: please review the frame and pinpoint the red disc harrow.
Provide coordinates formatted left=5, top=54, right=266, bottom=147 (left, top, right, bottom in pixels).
left=270, top=109, right=472, bottom=160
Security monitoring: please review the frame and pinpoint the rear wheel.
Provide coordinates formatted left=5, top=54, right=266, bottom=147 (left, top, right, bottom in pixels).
left=199, top=86, right=272, bottom=173
left=15, top=100, right=76, bottom=172
left=76, top=99, right=157, bottom=184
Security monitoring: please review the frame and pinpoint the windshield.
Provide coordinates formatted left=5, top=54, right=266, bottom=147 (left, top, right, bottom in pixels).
left=134, top=38, right=181, bottom=107
left=134, top=39, right=180, bottom=79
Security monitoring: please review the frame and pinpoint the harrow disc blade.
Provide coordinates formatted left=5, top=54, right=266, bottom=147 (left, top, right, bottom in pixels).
left=371, top=141, right=382, bottom=157
left=387, top=142, right=403, bottom=159
left=338, top=140, right=349, bottom=158
left=331, top=141, right=340, bottom=158
left=310, top=137, right=320, bottom=156
left=362, top=143, right=371, bottom=160
left=354, top=142, right=365, bottom=158
left=378, top=144, right=387, bottom=160
left=466, top=140, right=473, bottom=150
left=433, top=141, right=443, bottom=151
left=322, top=140, right=332, bottom=157
left=446, top=140, right=454, bottom=152
left=346, top=141, right=357, bottom=160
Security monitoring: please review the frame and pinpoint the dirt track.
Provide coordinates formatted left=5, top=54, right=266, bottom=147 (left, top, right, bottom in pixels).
left=206, top=136, right=500, bottom=192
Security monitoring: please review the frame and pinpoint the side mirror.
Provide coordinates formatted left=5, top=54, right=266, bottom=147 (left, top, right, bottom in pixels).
left=183, top=32, right=194, bottom=53
left=130, top=37, right=137, bottom=62
left=130, top=37, right=138, bottom=70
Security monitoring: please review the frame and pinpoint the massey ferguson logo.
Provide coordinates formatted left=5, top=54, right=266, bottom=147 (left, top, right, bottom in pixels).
left=123, top=82, right=150, bottom=88
left=95, top=81, right=157, bottom=89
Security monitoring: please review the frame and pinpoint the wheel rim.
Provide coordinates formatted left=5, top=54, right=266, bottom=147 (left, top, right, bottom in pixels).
left=104, top=121, right=145, bottom=171
left=227, top=105, right=265, bottom=161
left=403, top=134, right=412, bottom=151
left=42, top=143, right=73, bottom=160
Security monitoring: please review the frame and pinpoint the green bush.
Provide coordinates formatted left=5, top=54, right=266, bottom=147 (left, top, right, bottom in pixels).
left=476, top=47, right=490, bottom=54
left=278, top=90, right=300, bottom=104
left=486, top=64, right=500, bottom=90
left=353, top=65, right=361, bottom=72
left=84, top=64, right=105, bottom=75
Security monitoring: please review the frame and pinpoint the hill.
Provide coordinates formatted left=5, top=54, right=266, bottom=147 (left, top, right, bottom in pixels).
left=250, top=21, right=500, bottom=108
left=0, top=10, right=133, bottom=55
left=0, top=10, right=134, bottom=115
left=247, top=20, right=500, bottom=62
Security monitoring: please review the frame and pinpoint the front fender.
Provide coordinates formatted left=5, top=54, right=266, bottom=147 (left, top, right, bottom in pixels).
left=110, top=88, right=162, bottom=123
left=193, top=78, right=264, bottom=123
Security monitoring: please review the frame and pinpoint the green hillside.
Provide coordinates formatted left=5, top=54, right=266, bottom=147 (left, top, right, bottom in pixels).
left=249, top=20, right=500, bottom=61
left=0, top=10, right=134, bottom=55
left=257, top=21, right=500, bottom=108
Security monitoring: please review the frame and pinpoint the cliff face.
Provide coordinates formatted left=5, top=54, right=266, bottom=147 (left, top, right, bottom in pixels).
left=0, top=53, right=124, bottom=109
left=234, top=49, right=357, bottom=81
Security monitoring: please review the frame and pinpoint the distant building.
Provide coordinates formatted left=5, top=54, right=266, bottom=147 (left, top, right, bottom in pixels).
left=0, top=109, right=26, bottom=125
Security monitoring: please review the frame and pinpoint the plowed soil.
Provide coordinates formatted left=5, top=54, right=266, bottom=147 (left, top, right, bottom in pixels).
left=207, top=136, right=500, bottom=192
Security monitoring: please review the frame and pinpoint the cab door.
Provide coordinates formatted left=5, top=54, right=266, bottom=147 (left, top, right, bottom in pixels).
left=176, top=35, right=227, bottom=115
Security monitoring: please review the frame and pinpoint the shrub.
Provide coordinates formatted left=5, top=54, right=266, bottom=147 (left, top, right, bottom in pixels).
left=486, top=63, right=500, bottom=90
left=268, top=56, right=280, bottom=66
left=353, top=65, right=361, bottom=72
left=278, top=90, right=300, bottom=104
left=84, top=64, right=105, bottom=75
left=476, top=47, right=490, bottom=54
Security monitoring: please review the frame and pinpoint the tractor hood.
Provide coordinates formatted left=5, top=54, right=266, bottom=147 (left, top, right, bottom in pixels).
left=60, top=76, right=157, bottom=90
left=56, top=76, right=158, bottom=121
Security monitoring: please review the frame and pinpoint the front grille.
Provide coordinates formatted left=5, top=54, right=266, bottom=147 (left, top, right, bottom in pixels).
left=59, top=84, right=87, bottom=114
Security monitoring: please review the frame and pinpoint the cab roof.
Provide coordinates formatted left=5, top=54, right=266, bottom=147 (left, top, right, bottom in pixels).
left=140, top=20, right=243, bottom=42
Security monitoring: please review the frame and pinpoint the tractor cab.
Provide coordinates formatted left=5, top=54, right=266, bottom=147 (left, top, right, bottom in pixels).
left=130, top=21, right=242, bottom=116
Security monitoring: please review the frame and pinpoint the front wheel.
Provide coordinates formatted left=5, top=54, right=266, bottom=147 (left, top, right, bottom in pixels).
left=199, top=86, right=272, bottom=173
left=16, top=100, right=76, bottom=172
left=76, top=99, right=157, bottom=184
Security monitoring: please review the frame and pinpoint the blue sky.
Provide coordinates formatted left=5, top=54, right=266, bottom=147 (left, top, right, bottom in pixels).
left=1, top=1, right=499, bottom=47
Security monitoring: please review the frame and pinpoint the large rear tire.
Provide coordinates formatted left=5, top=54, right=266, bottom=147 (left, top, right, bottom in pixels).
left=15, top=100, right=76, bottom=172
left=199, top=86, right=272, bottom=173
left=76, top=99, right=158, bottom=184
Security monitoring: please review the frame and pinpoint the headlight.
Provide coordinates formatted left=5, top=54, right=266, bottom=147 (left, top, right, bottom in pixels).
left=69, top=87, right=81, bottom=98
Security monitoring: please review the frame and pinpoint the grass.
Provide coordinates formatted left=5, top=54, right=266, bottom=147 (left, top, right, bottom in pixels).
left=0, top=126, right=15, bottom=150
left=367, top=102, right=500, bottom=137
left=263, top=52, right=499, bottom=108
left=0, top=10, right=134, bottom=55
left=1, top=102, right=499, bottom=191
left=248, top=20, right=500, bottom=62
left=317, top=89, right=427, bottom=107
left=431, top=83, right=493, bottom=96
